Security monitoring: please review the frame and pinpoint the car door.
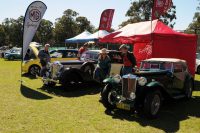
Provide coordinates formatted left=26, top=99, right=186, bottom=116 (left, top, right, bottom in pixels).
left=172, top=63, right=186, bottom=90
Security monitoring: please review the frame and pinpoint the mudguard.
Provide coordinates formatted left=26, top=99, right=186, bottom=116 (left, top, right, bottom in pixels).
left=144, top=81, right=170, bottom=98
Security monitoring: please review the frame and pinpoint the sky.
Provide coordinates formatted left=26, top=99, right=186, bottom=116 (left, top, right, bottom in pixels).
left=0, top=0, right=198, bottom=30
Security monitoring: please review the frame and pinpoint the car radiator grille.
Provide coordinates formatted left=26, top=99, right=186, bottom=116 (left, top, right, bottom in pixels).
left=122, top=77, right=137, bottom=99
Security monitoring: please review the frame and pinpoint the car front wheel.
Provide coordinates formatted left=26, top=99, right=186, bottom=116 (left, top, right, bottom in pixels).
left=29, top=65, right=41, bottom=76
left=144, top=90, right=162, bottom=119
left=8, top=56, right=14, bottom=60
left=101, top=84, right=116, bottom=110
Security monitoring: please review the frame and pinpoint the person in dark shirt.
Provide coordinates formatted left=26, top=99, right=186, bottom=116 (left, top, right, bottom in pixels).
left=119, top=44, right=136, bottom=75
left=38, top=44, right=51, bottom=77
left=93, top=48, right=111, bottom=82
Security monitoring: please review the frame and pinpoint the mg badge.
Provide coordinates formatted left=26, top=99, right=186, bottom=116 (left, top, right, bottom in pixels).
left=29, top=9, right=41, bottom=22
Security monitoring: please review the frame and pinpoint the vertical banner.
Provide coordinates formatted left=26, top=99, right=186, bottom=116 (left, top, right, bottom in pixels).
left=23, top=1, right=47, bottom=60
left=99, top=9, right=115, bottom=32
left=152, top=0, right=172, bottom=20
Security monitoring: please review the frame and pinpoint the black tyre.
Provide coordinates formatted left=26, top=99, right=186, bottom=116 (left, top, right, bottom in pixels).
left=8, top=56, right=14, bottom=60
left=101, top=84, right=116, bottom=110
left=197, top=66, right=200, bottom=74
left=184, top=80, right=193, bottom=99
left=143, top=90, right=162, bottom=119
left=29, top=65, right=41, bottom=76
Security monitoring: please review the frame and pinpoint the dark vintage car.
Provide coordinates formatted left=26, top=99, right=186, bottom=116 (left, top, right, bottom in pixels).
left=42, top=50, right=123, bottom=88
left=100, top=58, right=194, bottom=119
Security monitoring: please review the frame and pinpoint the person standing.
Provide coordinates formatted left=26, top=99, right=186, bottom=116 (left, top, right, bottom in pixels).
left=119, top=44, right=136, bottom=75
left=78, top=43, right=88, bottom=58
left=94, top=48, right=111, bottom=82
left=38, top=44, right=51, bottom=77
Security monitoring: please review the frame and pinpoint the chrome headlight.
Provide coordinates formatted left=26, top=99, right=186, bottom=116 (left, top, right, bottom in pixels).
left=113, top=74, right=121, bottom=83
left=138, top=77, right=147, bottom=86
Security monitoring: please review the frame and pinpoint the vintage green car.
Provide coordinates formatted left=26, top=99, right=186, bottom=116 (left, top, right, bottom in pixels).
left=101, top=58, right=194, bottom=119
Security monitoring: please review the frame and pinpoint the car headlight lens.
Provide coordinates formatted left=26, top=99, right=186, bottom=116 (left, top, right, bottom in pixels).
left=113, top=74, right=121, bottom=83
left=138, top=77, right=147, bottom=86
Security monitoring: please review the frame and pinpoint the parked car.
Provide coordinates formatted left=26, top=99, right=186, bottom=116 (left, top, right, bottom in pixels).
left=22, top=44, right=78, bottom=76
left=4, top=48, right=22, bottom=60
left=196, top=53, right=200, bottom=74
left=100, top=58, right=194, bottom=119
left=0, top=46, right=9, bottom=58
left=42, top=50, right=123, bottom=87
left=80, top=50, right=123, bottom=75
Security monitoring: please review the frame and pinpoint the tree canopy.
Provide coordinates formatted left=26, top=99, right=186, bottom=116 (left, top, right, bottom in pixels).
left=54, top=9, right=95, bottom=44
left=0, top=9, right=95, bottom=47
left=186, top=0, right=200, bottom=34
left=120, top=0, right=177, bottom=28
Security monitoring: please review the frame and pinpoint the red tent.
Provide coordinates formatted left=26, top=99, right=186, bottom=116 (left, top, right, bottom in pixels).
left=100, top=20, right=197, bottom=76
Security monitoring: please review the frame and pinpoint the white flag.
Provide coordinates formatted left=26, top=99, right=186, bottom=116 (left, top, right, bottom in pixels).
left=23, top=1, right=47, bottom=60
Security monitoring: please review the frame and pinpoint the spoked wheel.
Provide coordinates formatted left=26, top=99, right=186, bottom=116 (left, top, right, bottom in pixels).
left=144, top=90, right=162, bottom=119
left=29, top=65, right=41, bottom=76
left=101, top=84, right=116, bottom=110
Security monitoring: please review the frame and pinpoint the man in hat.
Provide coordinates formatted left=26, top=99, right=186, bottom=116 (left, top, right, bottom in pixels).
left=93, top=48, right=111, bottom=82
left=38, top=44, right=51, bottom=77
left=78, top=43, right=88, bottom=58
left=119, top=44, right=136, bottom=75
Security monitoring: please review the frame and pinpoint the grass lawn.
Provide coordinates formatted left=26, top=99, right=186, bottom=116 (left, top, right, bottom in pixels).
left=0, top=59, right=200, bottom=133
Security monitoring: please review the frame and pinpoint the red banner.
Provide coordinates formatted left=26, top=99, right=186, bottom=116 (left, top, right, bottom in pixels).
left=99, top=9, right=115, bottom=31
left=152, top=0, right=172, bottom=20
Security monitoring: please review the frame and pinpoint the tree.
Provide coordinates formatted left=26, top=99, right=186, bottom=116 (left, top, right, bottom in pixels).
left=120, top=0, right=177, bottom=28
left=76, top=16, right=95, bottom=33
left=54, top=9, right=80, bottom=44
left=0, top=24, right=6, bottom=46
left=54, top=9, right=95, bottom=44
left=34, top=19, right=54, bottom=44
left=2, top=16, right=24, bottom=47
left=185, top=0, right=200, bottom=34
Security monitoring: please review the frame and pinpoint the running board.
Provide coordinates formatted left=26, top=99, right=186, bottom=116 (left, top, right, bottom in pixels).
left=172, top=94, right=185, bottom=99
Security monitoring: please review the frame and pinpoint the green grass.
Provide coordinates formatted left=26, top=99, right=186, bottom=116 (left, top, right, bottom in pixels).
left=0, top=58, right=200, bottom=133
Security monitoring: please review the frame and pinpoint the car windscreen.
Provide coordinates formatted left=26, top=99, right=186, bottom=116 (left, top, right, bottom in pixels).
left=140, top=61, right=172, bottom=72
left=81, top=51, right=99, bottom=61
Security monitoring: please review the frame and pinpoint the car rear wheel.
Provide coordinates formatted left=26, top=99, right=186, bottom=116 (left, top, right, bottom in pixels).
left=101, top=84, right=116, bottom=110
left=144, top=90, right=162, bottom=119
left=184, top=80, right=193, bottom=99
left=29, top=65, right=41, bottom=76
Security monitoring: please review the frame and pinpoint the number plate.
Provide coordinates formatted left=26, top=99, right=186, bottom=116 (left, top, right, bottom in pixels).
left=116, top=103, right=130, bottom=110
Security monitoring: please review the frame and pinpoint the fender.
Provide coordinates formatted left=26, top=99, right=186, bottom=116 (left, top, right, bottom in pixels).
left=143, top=81, right=170, bottom=99
left=80, top=62, right=95, bottom=72
left=103, top=77, right=119, bottom=87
